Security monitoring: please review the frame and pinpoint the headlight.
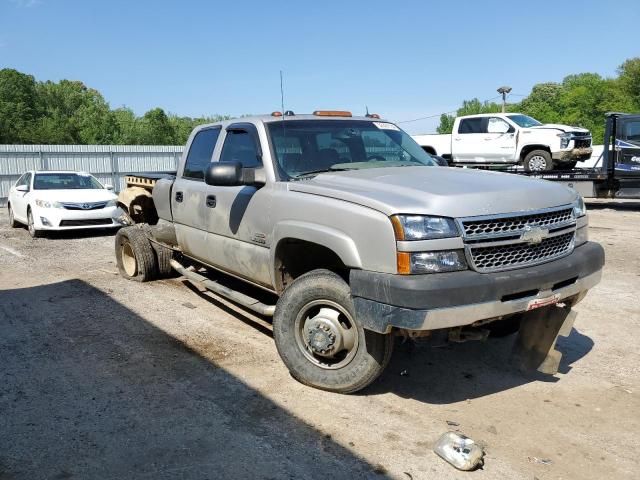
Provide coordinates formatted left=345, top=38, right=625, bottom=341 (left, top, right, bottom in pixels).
left=558, top=133, right=572, bottom=149
left=397, top=250, right=467, bottom=274
left=391, top=215, right=459, bottom=240
left=573, top=197, right=586, bottom=218
left=106, top=199, right=117, bottom=207
left=35, top=200, right=63, bottom=208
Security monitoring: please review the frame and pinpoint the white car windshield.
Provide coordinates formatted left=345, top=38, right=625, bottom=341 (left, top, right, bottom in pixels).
left=506, top=114, right=542, bottom=128
left=33, top=173, right=104, bottom=190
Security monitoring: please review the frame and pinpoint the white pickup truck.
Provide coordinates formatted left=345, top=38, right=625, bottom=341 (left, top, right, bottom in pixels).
left=413, top=113, right=592, bottom=171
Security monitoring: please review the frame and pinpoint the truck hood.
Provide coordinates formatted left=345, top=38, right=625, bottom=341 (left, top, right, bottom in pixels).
left=529, top=123, right=590, bottom=134
left=288, top=166, right=577, bottom=218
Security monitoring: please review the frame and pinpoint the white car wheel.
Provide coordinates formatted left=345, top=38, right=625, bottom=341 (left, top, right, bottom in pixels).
left=27, top=209, right=42, bottom=238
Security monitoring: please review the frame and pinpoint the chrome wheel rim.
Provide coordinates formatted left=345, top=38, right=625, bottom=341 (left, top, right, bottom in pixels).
left=294, top=299, right=359, bottom=370
left=27, top=211, right=35, bottom=235
left=121, top=242, right=137, bottom=277
left=529, top=155, right=547, bottom=171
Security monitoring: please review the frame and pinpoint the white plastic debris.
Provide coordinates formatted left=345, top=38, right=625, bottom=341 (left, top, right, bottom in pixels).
left=434, top=432, right=484, bottom=471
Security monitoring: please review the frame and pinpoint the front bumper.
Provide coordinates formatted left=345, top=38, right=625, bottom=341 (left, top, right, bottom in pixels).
left=350, top=241, right=604, bottom=333
left=553, top=147, right=593, bottom=161
left=33, top=205, right=123, bottom=230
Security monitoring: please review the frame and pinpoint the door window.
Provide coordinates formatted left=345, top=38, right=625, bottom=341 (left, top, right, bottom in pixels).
left=458, top=118, right=485, bottom=134
left=621, top=120, right=640, bottom=144
left=487, top=117, right=511, bottom=134
left=220, top=130, right=262, bottom=168
left=183, top=128, right=221, bottom=180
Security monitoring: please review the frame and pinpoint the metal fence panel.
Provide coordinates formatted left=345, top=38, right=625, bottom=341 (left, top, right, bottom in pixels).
left=0, top=145, right=183, bottom=207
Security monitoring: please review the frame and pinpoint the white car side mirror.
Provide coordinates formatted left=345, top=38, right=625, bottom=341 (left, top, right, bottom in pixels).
left=15, top=185, right=29, bottom=193
left=104, top=184, right=114, bottom=190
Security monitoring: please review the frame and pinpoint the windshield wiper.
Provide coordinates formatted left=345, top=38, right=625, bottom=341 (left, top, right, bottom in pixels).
left=292, top=167, right=355, bottom=179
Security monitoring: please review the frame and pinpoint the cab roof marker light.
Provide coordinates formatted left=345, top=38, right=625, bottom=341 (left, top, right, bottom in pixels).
left=365, top=113, right=381, bottom=119
left=313, top=110, right=352, bottom=117
left=271, top=111, right=283, bottom=117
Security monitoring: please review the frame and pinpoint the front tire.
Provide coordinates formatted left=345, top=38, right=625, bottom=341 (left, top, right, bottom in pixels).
left=115, top=226, right=157, bottom=282
left=523, top=150, right=553, bottom=172
left=8, top=205, right=19, bottom=228
left=27, top=208, right=42, bottom=238
left=272, top=269, right=393, bottom=393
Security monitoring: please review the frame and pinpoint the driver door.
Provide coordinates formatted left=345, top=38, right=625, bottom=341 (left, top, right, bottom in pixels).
left=614, top=115, right=640, bottom=194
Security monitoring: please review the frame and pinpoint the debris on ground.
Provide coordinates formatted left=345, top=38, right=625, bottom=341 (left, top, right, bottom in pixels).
left=400, top=369, right=409, bottom=376
left=446, top=420, right=460, bottom=427
left=527, top=456, right=553, bottom=465
left=434, top=431, right=485, bottom=471
left=182, top=302, right=197, bottom=309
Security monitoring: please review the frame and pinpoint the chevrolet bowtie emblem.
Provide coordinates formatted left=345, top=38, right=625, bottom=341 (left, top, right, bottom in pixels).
left=520, top=225, right=548, bottom=245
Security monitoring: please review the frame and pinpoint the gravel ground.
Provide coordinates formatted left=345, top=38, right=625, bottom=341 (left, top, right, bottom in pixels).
left=0, top=202, right=638, bottom=480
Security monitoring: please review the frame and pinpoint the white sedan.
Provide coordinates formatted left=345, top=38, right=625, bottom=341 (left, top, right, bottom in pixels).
left=7, top=170, right=124, bottom=237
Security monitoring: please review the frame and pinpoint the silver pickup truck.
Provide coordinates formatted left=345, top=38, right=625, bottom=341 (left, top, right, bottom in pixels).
left=115, top=110, right=604, bottom=393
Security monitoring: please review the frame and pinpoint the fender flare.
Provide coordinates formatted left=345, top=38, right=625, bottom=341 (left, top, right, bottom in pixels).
left=270, top=221, right=362, bottom=283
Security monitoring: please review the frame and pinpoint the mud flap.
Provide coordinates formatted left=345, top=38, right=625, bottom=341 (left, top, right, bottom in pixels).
left=510, top=303, right=577, bottom=375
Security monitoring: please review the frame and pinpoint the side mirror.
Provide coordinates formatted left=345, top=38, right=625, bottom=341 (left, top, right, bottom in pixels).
left=205, top=161, right=243, bottom=186
left=432, top=155, right=449, bottom=167
left=15, top=185, right=29, bottom=193
left=104, top=184, right=114, bottom=190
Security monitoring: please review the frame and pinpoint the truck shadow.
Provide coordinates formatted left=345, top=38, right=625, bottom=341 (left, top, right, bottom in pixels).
left=365, top=328, right=594, bottom=403
left=586, top=200, right=640, bottom=211
left=0, top=280, right=383, bottom=480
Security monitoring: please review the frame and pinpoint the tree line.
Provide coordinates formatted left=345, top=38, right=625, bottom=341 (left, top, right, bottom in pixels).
left=0, top=69, right=230, bottom=145
left=436, top=57, right=640, bottom=144
left=2, top=59, right=639, bottom=145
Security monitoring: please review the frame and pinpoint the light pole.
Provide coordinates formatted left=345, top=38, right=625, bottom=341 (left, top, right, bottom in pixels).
left=497, top=86, right=512, bottom=113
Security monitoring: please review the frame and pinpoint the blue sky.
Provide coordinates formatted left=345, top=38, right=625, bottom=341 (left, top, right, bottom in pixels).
left=1, top=0, right=639, bottom=133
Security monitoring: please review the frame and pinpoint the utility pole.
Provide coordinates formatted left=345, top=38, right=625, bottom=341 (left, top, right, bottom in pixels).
left=497, top=86, right=512, bottom=113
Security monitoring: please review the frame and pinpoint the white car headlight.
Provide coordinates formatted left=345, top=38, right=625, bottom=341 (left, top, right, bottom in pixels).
left=391, top=215, right=459, bottom=240
left=35, top=199, right=63, bottom=208
left=106, top=199, right=117, bottom=208
left=558, top=133, right=572, bottom=149
left=573, top=197, right=587, bottom=218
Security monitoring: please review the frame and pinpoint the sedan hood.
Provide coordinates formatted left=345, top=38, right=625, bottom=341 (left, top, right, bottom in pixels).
left=529, top=123, right=590, bottom=134
left=31, top=189, right=117, bottom=203
left=288, top=167, right=577, bottom=218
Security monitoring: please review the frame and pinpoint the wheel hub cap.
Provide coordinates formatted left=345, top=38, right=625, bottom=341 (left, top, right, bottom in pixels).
left=529, top=155, right=546, bottom=170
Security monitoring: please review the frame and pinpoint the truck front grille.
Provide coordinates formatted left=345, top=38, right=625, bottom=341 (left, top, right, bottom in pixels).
left=462, top=207, right=574, bottom=240
left=469, top=232, right=575, bottom=272
left=459, top=206, right=576, bottom=273
left=574, top=139, right=591, bottom=148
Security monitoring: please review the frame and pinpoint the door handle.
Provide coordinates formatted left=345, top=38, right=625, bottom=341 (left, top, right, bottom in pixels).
left=175, top=191, right=183, bottom=203
left=206, top=195, right=216, bottom=208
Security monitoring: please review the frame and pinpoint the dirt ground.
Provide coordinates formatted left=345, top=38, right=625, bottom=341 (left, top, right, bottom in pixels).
left=0, top=201, right=638, bottom=480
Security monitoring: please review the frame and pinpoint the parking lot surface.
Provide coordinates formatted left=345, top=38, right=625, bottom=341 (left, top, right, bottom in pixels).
left=0, top=202, right=638, bottom=479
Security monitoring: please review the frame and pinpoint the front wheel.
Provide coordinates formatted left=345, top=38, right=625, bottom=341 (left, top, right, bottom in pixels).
left=523, top=150, right=553, bottom=172
left=272, top=269, right=393, bottom=393
left=27, top=209, right=42, bottom=238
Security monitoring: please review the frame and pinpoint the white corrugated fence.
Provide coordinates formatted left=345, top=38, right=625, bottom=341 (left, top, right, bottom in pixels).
left=0, top=145, right=183, bottom=207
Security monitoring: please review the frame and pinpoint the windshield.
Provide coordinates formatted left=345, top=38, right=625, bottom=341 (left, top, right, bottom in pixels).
left=267, top=120, right=436, bottom=178
left=33, top=173, right=104, bottom=190
left=506, top=114, right=542, bottom=128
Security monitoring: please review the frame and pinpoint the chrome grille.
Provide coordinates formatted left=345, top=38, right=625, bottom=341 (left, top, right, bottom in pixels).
left=462, top=207, right=574, bottom=239
left=61, top=201, right=107, bottom=210
left=469, top=232, right=574, bottom=272
left=460, top=206, right=577, bottom=273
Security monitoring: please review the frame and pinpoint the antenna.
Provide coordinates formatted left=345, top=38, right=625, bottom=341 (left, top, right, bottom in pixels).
left=280, top=70, right=285, bottom=115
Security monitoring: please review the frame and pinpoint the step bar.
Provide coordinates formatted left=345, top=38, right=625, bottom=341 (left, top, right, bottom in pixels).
left=169, top=259, right=276, bottom=316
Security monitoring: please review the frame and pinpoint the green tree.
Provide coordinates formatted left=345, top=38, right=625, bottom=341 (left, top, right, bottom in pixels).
left=0, top=69, right=39, bottom=143
left=138, top=108, right=175, bottom=144
left=617, top=58, right=640, bottom=109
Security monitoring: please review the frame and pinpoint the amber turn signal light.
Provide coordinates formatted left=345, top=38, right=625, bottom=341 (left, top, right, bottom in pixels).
left=397, top=252, right=411, bottom=275
left=313, top=110, right=352, bottom=117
